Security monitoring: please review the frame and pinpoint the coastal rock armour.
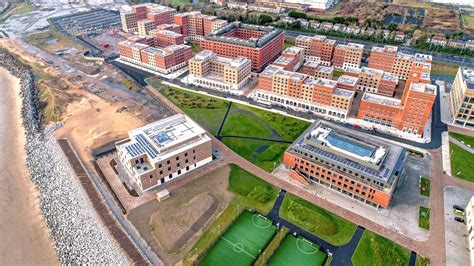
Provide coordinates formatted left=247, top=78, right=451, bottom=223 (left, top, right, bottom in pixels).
left=0, top=51, right=126, bottom=264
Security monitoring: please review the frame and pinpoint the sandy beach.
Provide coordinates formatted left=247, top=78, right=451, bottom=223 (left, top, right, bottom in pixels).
left=0, top=68, right=58, bottom=265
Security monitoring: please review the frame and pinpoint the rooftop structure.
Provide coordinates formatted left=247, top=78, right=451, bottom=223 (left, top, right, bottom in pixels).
left=201, top=22, right=284, bottom=71
left=187, top=50, right=252, bottom=93
left=284, top=120, right=407, bottom=208
left=450, top=67, right=474, bottom=129
left=120, top=4, right=176, bottom=33
left=116, top=114, right=212, bottom=191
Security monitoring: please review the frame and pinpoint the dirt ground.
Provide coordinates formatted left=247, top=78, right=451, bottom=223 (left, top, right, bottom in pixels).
left=128, top=165, right=235, bottom=265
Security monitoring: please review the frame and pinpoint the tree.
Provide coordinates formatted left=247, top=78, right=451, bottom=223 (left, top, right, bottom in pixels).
left=387, top=23, right=398, bottom=31
left=258, top=14, right=273, bottom=25
left=288, top=11, right=307, bottom=19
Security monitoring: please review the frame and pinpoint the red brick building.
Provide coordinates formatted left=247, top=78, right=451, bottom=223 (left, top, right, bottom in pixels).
left=201, top=22, right=284, bottom=72
left=173, top=11, right=227, bottom=41
left=120, top=4, right=176, bottom=33
left=295, top=35, right=336, bottom=66
left=118, top=41, right=192, bottom=74
left=283, top=120, right=407, bottom=208
left=149, top=30, right=184, bottom=47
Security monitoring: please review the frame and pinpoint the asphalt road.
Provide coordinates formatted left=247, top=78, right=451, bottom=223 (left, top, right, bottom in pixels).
left=284, top=30, right=474, bottom=68
left=113, top=61, right=448, bottom=150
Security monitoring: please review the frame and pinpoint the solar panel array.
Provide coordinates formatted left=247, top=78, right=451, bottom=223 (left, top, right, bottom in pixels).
left=300, top=143, right=390, bottom=180
left=124, top=134, right=159, bottom=159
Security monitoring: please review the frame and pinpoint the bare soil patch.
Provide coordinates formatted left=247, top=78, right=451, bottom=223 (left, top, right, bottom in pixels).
left=128, top=165, right=234, bottom=265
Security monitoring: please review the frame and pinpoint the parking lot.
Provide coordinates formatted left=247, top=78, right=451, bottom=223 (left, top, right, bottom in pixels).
left=444, top=186, right=473, bottom=266
left=51, top=9, right=120, bottom=36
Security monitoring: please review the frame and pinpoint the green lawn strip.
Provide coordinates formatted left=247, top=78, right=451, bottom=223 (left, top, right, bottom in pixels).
left=415, top=255, right=430, bottom=266
left=351, top=230, right=411, bottom=266
left=418, top=206, right=430, bottom=230
left=254, top=227, right=289, bottom=266
left=221, top=112, right=275, bottom=139
left=229, top=103, right=310, bottom=141
left=333, top=70, right=344, bottom=79
left=222, top=138, right=289, bottom=172
left=183, top=165, right=278, bottom=265
left=284, top=41, right=294, bottom=48
left=268, top=235, right=327, bottom=266
left=155, top=84, right=229, bottom=136
left=279, top=193, right=357, bottom=246
left=450, top=142, right=474, bottom=182
left=420, top=177, right=430, bottom=197
left=450, top=132, right=474, bottom=148
left=430, top=61, right=459, bottom=77
left=199, top=211, right=277, bottom=266
left=324, top=255, right=333, bottom=266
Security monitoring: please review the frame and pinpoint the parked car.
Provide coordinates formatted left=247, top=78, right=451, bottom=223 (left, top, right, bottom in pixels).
left=455, top=217, right=465, bottom=223
left=454, top=209, right=465, bottom=216
left=453, top=205, right=465, bottom=212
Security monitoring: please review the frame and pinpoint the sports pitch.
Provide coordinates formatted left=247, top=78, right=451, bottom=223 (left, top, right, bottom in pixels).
left=268, top=235, right=327, bottom=266
left=198, top=211, right=277, bottom=266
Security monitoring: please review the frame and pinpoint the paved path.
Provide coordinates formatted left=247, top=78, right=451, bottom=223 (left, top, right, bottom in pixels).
left=449, top=136, right=474, bottom=154
left=216, top=101, right=232, bottom=139
left=139, top=86, right=474, bottom=265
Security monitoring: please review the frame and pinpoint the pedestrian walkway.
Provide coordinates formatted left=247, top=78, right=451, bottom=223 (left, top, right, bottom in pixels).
left=441, top=132, right=452, bottom=176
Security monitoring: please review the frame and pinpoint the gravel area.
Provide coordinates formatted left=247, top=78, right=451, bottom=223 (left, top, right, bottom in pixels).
left=0, top=50, right=127, bottom=264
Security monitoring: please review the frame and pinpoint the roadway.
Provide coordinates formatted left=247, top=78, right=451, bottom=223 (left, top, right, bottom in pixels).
left=112, top=61, right=448, bottom=150
left=284, top=30, right=474, bottom=67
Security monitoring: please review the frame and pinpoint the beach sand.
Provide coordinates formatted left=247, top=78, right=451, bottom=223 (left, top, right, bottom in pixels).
left=0, top=68, right=58, bottom=265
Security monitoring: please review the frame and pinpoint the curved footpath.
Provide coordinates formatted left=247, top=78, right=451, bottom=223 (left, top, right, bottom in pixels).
left=0, top=51, right=127, bottom=264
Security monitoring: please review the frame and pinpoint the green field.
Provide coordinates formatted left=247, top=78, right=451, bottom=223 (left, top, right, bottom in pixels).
left=284, top=41, right=294, bottom=49
left=463, top=15, right=474, bottom=26
left=279, top=194, right=357, bottom=246
left=430, top=61, right=459, bottom=77
left=418, top=206, right=430, bottom=230
left=184, top=165, right=278, bottom=265
left=222, top=138, right=289, bottom=172
left=154, top=83, right=229, bottom=135
left=268, top=235, right=327, bottom=266
left=223, top=104, right=310, bottom=141
left=198, top=211, right=277, bottom=266
left=450, top=142, right=474, bottom=182
left=420, top=177, right=430, bottom=197
left=352, top=231, right=411, bottom=266
left=333, top=70, right=344, bottom=79
left=450, top=132, right=474, bottom=148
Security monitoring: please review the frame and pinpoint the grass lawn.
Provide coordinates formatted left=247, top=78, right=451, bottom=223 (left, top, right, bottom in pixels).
left=464, top=15, right=474, bottom=26
left=418, top=206, right=430, bottom=230
left=415, top=255, right=430, bottom=266
left=183, top=165, right=278, bottom=265
left=352, top=231, right=411, bottom=266
left=152, top=82, right=229, bottom=136
left=333, top=70, right=344, bottom=79
left=221, top=112, right=274, bottom=139
left=254, top=227, right=289, bottom=266
left=224, top=103, right=310, bottom=142
left=268, top=235, right=327, bottom=266
left=198, top=211, right=276, bottom=266
left=24, top=27, right=82, bottom=52
left=279, top=193, right=357, bottom=246
left=450, top=132, right=474, bottom=148
left=223, top=138, right=289, bottom=172
left=189, top=42, right=202, bottom=54
left=169, top=0, right=192, bottom=5
left=420, top=177, right=430, bottom=197
left=284, top=41, right=294, bottom=49
left=450, top=142, right=474, bottom=182
left=431, top=60, right=459, bottom=77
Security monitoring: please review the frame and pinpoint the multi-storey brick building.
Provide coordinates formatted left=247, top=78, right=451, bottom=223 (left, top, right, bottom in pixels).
left=368, top=45, right=432, bottom=80
left=295, top=35, right=336, bottom=66
left=450, top=67, right=474, bottom=128
left=254, top=64, right=354, bottom=119
left=272, top=46, right=304, bottom=71
left=344, top=67, right=399, bottom=96
left=201, top=22, right=284, bottom=72
left=137, top=19, right=156, bottom=36
left=336, top=75, right=359, bottom=91
left=127, top=35, right=155, bottom=47
left=299, top=61, right=334, bottom=79
left=187, top=50, right=252, bottom=93
left=148, top=29, right=184, bottom=47
left=357, top=69, right=436, bottom=136
left=173, top=11, right=227, bottom=41
left=118, top=41, right=192, bottom=74
left=156, top=23, right=182, bottom=34
left=332, top=43, right=364, bottom=70
left=283, top=120, right=407, bottom=208
left=120, top=4, right=176, bottom=33
left=116, top=114, right=212, bottom=191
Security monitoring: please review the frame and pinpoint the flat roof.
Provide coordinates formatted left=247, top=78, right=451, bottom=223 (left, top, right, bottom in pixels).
left=362, top=92, right=402, bottom=107
left=118, top=114, right=208, bottom=161
left=333, top=88, right=354, bottom=98
left=461, top=67, right=474, bottom=90
left=337, top=75, right=358, bottom=86
left=204, top=22, right=283, bottom=48
left=410, top=82, right=437, bottom=95
left=288, top=120, right=406, bottom=183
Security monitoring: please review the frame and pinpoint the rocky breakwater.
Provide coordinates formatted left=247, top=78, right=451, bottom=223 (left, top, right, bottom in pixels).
left=0, top=50, right=126, bottom=264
